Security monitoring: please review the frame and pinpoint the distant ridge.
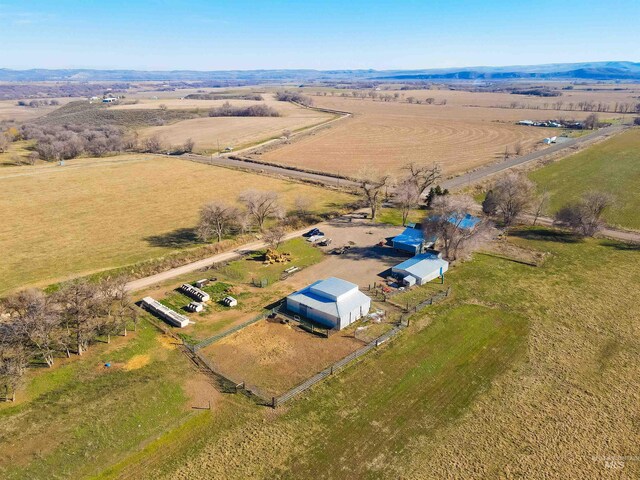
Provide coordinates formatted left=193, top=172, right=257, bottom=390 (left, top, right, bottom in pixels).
left=0, top=61, right=639, bottom=82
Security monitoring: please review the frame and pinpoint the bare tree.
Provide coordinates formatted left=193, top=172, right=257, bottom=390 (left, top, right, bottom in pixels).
left=99, top=276, right=135, bottom=341
left=584, top=113, right=599, bottom=130
left=490, top=173, right=536, bottom=227
left=554, top=191, right=613, bottom=236
left=423, top=195, right=491, bottom=261
left=2, top=289, right=60, bottom=367
left=0, top=133, right=9, bottom=153
left=197, top=201, right=240, bottom=242
left=531, top=188, right=550, bottom=226
left=394, top=177, right=420, bottom=226
left=144, top=134, right=164, bottom=153
left=158, top=104, right=168, bottom=111
left=238, top=190, right=281, bottom=231
left=401, top=162, right=441, bottom=198
left=514, top=141, right=524, bottom=156
left=294, top=195, right=311, bottom=216
left=263, top=225, right=287, bottom=250
left=0, top=340, right=28, bottom=402
left=183, top=138, right=195, bottom=153
left=357, top=168, right=391, bottom=221
left=56, top=279, right=104, bottom=356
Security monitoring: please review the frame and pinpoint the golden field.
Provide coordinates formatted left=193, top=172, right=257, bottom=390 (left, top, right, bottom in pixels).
left=130, top=96, right=334, bottom=152
left=0, top=155, right=353, bottom=294
left=258, top=87, right=637, bottom=176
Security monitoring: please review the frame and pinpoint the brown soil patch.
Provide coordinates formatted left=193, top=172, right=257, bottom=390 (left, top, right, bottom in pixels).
left=201, top=320, right=363, bottom=397
left=123, top=354, right=151, bottom=371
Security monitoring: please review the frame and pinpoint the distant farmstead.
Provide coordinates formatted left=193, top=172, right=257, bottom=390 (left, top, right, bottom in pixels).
left=286, top=277, right=371, bottom=330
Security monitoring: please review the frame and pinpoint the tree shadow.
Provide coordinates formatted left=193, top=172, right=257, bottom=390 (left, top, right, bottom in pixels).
left=144, top=228, right=200, bottom=248
left=509, top=227, right=583, bottom=244
left=599, top=240, right=640, bottom=251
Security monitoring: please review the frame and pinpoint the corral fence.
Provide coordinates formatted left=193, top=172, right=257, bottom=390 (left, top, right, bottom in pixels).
left=189, top=306, right=280, bottom=352
left=184, top=344, right=271, bottom=404
left=271, top=302, right=332, bottom=338
left=386, top=286, right=452, bottom=314
left=273, top=323, right=404, bottom=407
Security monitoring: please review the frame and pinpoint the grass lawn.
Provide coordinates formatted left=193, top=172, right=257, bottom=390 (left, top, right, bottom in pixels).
left=377, top=207, right=424, bottom=226
left=217, top=237, right=324, bottom=284
left=529, top=127, right=640, bottom=230
left=3, top=228, right=639, bottom=479
left=0, top=155, right=354, bottom=294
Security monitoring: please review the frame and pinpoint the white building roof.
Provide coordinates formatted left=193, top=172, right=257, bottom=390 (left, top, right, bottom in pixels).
left=288, top=278, right=370, bottom=319
left=309, top=277, right=358, bottom=300
left=393, top=253, right=448, bottom=280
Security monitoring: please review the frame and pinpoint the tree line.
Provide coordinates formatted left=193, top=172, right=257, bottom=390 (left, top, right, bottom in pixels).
left=208, top=101, right=279, bottom=117
left=0, top=276, right=137, bottom=401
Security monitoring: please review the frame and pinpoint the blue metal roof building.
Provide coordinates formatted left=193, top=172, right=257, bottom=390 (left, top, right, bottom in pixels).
left=286, top=277, right=371, bottom=330
left=448, top=214, right=481, bottom=230
left=392, top=252, right=449, bottom=286
left=392, top=227, right=435, bottom=255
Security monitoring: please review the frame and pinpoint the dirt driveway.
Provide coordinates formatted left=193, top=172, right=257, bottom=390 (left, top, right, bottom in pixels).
left=281, top=216, right=408, bottom=292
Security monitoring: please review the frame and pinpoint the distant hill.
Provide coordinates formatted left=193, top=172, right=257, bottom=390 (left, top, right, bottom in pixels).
left=0, top=61, right=639, bottom=82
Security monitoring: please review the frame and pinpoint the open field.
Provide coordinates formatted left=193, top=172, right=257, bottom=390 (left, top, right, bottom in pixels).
left=0, top=97, right=80, bottom=122
left=2, top=227, right=639, bottom=479
left=529, top=127, right=640, bottom=230
left=137, top=97, right=333, bottom=153
left=0, top=155, right=354, bottom=294
left=259, top=88, right=633, bottom=177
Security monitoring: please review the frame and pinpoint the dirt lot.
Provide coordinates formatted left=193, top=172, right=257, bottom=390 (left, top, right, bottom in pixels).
left=258, top=88, right=635, bottom=176
left=200, top=318, right=365, bottom=397
left=282, top=215, right=407, bottom=292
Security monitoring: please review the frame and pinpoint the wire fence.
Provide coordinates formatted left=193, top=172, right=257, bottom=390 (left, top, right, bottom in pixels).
left=273, top=323, right=404, bottom=407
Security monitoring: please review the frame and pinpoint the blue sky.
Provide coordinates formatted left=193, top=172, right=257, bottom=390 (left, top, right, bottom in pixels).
left=0, top=0, right=638, bottom=70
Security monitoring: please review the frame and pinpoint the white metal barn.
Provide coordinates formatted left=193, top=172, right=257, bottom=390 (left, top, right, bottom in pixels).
left=392, top=252, right=449, bottom=286
left=286, top=277, right=371, bottom=330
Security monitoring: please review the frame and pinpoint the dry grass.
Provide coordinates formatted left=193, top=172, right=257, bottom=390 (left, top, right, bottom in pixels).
left=136, top=97, right=332, bottom=152
left=0, top=98, right=79, bottom=122
left=0, top=154, right=353, bottom=294
left=201, top=319, right=364, bottom=397
left=259, top=89, right=635, bottom=176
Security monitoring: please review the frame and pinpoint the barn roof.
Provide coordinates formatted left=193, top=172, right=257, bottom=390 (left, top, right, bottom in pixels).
left=393, top=252, right=449, bottom=279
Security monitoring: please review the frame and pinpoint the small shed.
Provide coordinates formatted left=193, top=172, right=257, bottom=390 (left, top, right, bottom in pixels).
left=187, top=302, right=204, bottom=313
left=393, top=227, right=426, bottom=255
left=222, top=296, right=237, bottom=307
left=286, top=277, right=371, bottom=330
left=392, top=252, right=449, bottom=286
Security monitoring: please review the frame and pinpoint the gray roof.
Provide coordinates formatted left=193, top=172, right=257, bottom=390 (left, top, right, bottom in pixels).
left=310, top=277, right=358, bottom=300
left=393, top=253, right=448, bottom=279
left=288, top=278, right=370, bottom=318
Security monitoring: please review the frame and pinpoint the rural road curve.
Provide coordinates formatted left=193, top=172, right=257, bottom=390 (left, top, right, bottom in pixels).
left=125, top=223, right=328, bottom=292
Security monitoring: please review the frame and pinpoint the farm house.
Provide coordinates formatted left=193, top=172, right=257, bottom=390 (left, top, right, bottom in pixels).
left=392, top=252, right=449, bottom=286
left=392, top=227, right=434, bottom=255
left=286, top=277, right=371, bottom=330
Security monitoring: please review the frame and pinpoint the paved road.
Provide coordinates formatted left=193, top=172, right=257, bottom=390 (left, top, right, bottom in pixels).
left=179, top=125, right=625, bottom=194
left=439, top=125, right=626, bottom=191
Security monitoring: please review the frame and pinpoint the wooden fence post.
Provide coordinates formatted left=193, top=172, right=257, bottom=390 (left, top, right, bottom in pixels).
left=272, top=397, right=277, bottom=408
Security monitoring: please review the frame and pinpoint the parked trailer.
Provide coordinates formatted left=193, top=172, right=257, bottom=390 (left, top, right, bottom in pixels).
left=180, top=283, right=210, bottom=302
left=141, top=297, right=190, bottom=328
